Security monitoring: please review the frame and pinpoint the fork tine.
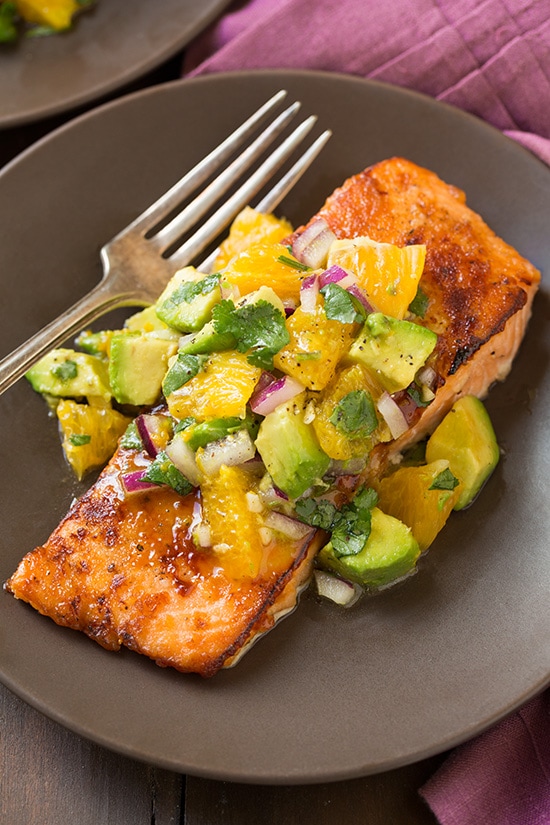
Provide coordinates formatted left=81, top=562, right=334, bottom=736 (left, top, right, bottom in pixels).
left=119, top=89, right=288, bottom=238
left=198, top=128, right=333, bottom=273
left=150, top=101, right=302, bottom=253
left=167, top=115, right=320, bottom=268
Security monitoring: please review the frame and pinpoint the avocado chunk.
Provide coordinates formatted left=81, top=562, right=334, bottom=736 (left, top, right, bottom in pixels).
left=178, top=321, right=236, bottom=355
left=109, top=331, right=177, bottom=406
left=25, top=348, right=111, bottom=402
left=348, top=312, right=437, bottom=393
left=155, top=267, right=221, bottom=332
left=182, top=412, right=260, bottom=451
left=125, top=305, right=179, bottom=336
left=425, top=395, right=500, bottom=510
left=317, top=507, right=420, bottom=588
left=255, top=395, right=330, bottom=499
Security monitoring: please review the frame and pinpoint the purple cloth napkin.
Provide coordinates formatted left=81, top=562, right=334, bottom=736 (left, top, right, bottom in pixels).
left=184, top=1, right=550, bottom=822
left=184, top=0, right=550, bottom=165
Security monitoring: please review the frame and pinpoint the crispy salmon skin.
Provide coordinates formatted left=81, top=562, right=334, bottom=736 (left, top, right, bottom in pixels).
left=5, top=158, right=540, bottom=676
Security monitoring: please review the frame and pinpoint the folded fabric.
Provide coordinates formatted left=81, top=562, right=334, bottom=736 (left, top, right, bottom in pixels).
left=420, top=690, right=550, bottom=825
left=184, top=2, right=550, bottom=822
left=184, top=0, right=550, bottom=164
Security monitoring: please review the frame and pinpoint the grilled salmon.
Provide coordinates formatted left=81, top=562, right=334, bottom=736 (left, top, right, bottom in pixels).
left=291, top=157, right=540, bottom=475
left=6, top=157, right=540, bottom=676
left=6, top=442, right=318, bottom=677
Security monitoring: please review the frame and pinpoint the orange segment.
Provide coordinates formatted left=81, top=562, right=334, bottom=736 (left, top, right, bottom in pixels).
left=56, top=399, right=132, bottom=480
left=376, top=459, right=460, bottom=551
left=200, top=465, right=265, bottom=580
left=312, top=364, right=390, bottom=460
left=166, top=351, right=261, bottom=421
left=214, top=207, right=293, bottom=270
left=273, top=304, right=355, bottom=391
left=221, top=242, right=306, bottom=304
left=327, top=236, right=426, bottom=319
left=16, top=0, right=80, bottom=29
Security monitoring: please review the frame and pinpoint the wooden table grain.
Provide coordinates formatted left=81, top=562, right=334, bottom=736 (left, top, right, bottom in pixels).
left=0, top=55, right=446, bottom=825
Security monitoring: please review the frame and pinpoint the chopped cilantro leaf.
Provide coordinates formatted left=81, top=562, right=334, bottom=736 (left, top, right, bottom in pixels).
left=162, top=353, right=207, bottom=397
left=174, top=416, right=196, bottom=434
left=168, top=273, right=221, bottom=307
left=51, top=360, right=78, bottom=381
left=212, top=299, right=290, bottom=370
left=408, top=286, right=429, bottom=317
left=407, top=382, right=432, bottom=408
left=120, top=420, right=143, bottom=451
left=68, top=433, right=91, bottom=446
left=429, top=468, right=459, bottom=491
left=0, top=2, right=18, bottom=42
left=276, top=254, right=311, bottom=272
left=143, top=451, right=194, bottom=496
left=330, top=390, right=378, bottom=438
left=320, top=283, right=365, bottom=324
left=295, top=485, right=378, bottom=557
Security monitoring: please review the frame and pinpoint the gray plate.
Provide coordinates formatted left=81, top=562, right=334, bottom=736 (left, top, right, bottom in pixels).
left=0, top=71, right=549, bottom=784
left=0, top=0, right=231, bottom=127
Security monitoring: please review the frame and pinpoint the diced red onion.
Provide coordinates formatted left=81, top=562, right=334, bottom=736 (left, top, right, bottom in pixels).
left=165, top=435, right=201, bottom=487
left=299, top=274, right=319, bottom=313
left=376, top=391, right=409, bottom=439
left=263, top=511, right=314, bottom=540
left=121, top=470, right=159, bottom=494
left=197, top=429, right=256, bottom=476
left=291, top=218, right=337, bottom=269
left=319, top=265, right=356, bottom=289
left=136, top=414, right=168, bottom=457
left=346, top=283, right=373, bottom=313
left=314, top=570, right=362, bottom=607
left=249, top=374, right=305, bottom=416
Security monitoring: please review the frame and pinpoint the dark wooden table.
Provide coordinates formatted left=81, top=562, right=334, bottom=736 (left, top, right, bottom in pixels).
left=0, top=56, right=444, bottom=825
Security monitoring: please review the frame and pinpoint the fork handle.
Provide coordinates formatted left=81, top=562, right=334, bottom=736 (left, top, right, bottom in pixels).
left=0, top=280, right=142, bottom=397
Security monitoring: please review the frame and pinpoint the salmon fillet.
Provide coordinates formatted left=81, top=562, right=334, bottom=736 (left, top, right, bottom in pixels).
left=292, top=157, right=540, bottom=473
left=6, top=444, right=319, bottom=678
left=5, top=157, right=540, bottom=676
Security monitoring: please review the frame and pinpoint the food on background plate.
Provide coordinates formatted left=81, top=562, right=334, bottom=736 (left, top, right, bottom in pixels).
left=5, top=158, right=540, bottom=676
left=0, top=0, right=94, bottom=43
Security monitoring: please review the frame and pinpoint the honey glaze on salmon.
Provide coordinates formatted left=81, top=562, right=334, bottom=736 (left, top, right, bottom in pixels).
left=6, top=444, right=318, bottom=678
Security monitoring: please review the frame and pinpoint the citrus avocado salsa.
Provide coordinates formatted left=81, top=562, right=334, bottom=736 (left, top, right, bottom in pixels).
left=25, top=205, right=500, bottom=601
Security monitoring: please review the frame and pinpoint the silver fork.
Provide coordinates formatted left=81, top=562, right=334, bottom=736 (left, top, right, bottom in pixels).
left=0, top=90, right=331, bottom=396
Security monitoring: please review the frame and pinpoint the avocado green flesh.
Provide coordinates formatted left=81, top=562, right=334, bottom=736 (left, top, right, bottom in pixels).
left=178, top=322, right=235, bottom=355
left=425, top=395, right=500, bottom=510
left=318, top=508, right=420, bottom=587
left=109, top=332, right=177, bottom=406
left=155, top=268, right=221, bottom=333
left=255, top=399, right=330, bottom=500
left=348, top=312, right=437, bottom=393
left=25, top=348, right=111, bottom=401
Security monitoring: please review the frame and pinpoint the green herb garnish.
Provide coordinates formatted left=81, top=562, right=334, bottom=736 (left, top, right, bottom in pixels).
left=330, top=390, right=378, bottom=438
left=51, top=360, right=78, bottom=381
left=120, top=420, right=143, bottom=450
left=0, top=2, right=18, bottom=42
left=143, top=451, right=193, bottom=496
left=320, top=283, right=366, bottom=325
left=276, top=254, right=311, bottom=272
left=429, top=468, right=459, bottom=491
left=68, top=434, right=91, bottom=446
left=408, top=286, right=429, bottom=318
left=212, top=299, right=290, bottom=370
left=296, top=486, right=378, bottom=557
left=166, top=272, right=221, bottom=308
left=162, top=353, right=207, bottom=397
